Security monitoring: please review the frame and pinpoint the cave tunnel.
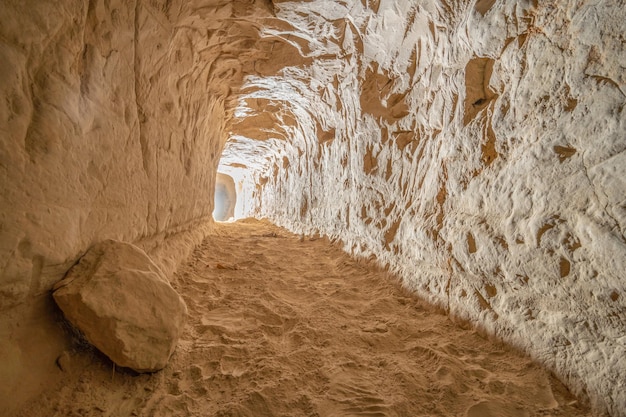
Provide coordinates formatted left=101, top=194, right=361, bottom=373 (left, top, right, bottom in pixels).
left=0, top=0, right=624, bottom=416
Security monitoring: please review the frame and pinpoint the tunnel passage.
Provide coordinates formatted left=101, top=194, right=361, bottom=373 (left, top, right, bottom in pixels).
left=213, top=172, right=237, bottom=222
left=1, top=1, right=625, bottom=416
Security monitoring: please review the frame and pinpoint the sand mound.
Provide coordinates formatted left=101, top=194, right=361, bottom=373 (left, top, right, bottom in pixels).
left=14, top=220, right=593, bottom=416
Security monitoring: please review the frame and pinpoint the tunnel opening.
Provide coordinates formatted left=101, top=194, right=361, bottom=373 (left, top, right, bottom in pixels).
left=213, top=172, right=237, bottom=222
left=217, top=133, right=271, bottom=220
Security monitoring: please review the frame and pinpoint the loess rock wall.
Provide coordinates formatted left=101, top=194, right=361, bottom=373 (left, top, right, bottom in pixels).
left=0, top=0, right=272, bottom=411
left=226, top=0, right=626, bottom=415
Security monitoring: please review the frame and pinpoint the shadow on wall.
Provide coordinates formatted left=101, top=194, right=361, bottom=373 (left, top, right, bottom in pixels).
left=213, top=173, right=237, bottom=222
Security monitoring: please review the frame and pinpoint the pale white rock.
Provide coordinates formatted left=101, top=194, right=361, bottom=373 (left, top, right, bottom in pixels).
left=223, top=1, right=626, bottom=415
left=53, top=240, right=187, bottom=372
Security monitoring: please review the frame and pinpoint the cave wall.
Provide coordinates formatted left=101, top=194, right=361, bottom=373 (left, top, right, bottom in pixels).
left=1, top=0, right=624, bottom=414
left=229, top=0, right=625, bottom=414
left=0, top=0, right=272, bottom=411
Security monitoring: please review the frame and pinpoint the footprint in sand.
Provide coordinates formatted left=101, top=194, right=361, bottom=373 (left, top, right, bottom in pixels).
left=466, top=400, right=529, bottom=417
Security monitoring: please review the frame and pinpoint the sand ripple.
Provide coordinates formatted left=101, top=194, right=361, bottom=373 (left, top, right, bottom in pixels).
left=15, top=219, right=592, bottom=417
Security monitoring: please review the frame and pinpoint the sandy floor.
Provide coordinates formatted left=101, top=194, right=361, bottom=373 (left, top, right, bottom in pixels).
left=15, top=219, right=593, bottom=417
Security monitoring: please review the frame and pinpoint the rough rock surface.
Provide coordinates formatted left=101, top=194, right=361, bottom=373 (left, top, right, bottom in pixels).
left=221, top=1, right=626, bottom=415
left=1, top=0, right=624, bottom=415
left=53, top=240, right=187, bottom=372
left=0, top=0, right=272, bottom=410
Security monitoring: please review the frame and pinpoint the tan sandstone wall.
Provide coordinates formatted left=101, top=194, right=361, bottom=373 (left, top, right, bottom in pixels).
left=0, top=0, right=272, bottom=411
left=226, top=0, right=625, bottom=415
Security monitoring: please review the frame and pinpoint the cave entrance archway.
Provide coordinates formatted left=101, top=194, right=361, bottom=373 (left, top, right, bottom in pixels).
left=213, top=172, right=237, bottom=222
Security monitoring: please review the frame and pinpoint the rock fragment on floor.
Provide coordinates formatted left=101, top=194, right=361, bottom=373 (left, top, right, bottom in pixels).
left=53, top=240, right=187, bottom=372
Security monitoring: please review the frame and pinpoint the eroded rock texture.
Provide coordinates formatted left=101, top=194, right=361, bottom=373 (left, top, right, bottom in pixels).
left=222, top=1, right=626, bottom=415
left=0, top=0, right=273, bottom=308
left=1, top=0, right=625, bottom=415
left=0, top=0, right=272, bottom=411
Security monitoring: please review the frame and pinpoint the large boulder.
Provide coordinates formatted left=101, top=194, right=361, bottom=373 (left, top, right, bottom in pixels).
left=53, top=240, right=187, bottom=372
